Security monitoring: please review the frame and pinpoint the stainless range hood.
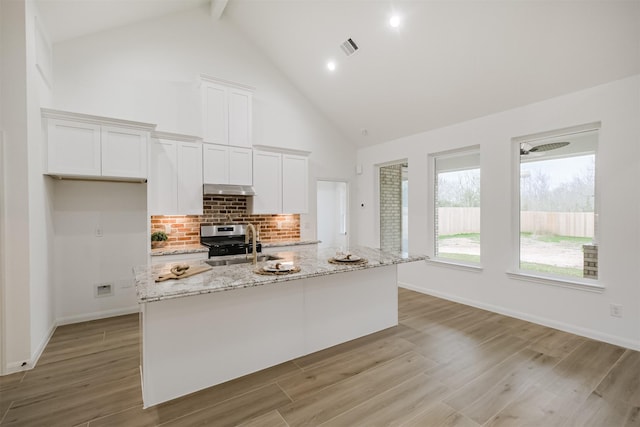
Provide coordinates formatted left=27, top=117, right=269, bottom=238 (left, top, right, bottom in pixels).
left=203, top=184, right=255, bottom=196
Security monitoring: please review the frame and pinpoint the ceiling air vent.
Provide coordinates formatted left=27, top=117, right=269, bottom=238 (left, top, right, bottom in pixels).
left=340, top=38, right=359, bottom=57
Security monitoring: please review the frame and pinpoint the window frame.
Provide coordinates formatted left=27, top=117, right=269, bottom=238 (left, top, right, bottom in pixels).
left=509, top=122, right=603, bottom=291
left=427, top=145, right=482, bottom=270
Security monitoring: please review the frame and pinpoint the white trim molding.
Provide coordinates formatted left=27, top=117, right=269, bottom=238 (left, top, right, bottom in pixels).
left=41, top=108, right=157, bottom=132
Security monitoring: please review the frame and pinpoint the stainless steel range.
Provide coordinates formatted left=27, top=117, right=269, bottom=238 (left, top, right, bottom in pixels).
left=200, top=224, right=262, bottom=258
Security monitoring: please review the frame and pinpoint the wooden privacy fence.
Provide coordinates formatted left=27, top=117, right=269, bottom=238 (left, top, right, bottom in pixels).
left=437, top=208, right=595, bottom=238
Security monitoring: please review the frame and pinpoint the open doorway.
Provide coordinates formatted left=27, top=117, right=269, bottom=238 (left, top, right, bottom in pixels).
left=317, top=180, right=348, bottom=249
left=379, top=162, right=408, bottom=253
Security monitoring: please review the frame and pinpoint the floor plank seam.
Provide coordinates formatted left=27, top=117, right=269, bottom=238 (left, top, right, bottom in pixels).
left=0, top=403, right=11, bottom=425
left=275, top=410, right=291, bottom=427
left=275, top=382, right=295, bottom=404
left=317, top=371, right=441, bottom=427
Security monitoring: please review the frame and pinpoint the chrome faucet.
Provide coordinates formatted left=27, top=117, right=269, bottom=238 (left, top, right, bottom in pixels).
left=245, top=223, right=258, bottom=265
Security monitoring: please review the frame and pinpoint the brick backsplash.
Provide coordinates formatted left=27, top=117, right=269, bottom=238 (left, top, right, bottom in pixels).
left=151, top=196, right=300, bottom=247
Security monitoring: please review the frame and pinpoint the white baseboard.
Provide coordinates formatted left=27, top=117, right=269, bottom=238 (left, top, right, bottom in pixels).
left=399, top=282, right=640, bottom=352
left=56, top=306, right=140, bottom=326
left=5, top=320, right=57, bottom=375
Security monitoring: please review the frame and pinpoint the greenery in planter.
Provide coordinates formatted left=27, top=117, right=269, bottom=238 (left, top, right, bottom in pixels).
left=151, top=231, right=168, bottom=242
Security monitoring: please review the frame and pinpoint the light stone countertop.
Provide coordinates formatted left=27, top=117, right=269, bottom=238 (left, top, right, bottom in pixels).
left=150, top=244, right=208, bottom=256
left=135, top=245, right=427, bottom=303
left=261, top=240, right=320, bottom=248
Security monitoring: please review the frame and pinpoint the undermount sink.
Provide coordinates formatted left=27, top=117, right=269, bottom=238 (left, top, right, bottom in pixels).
left=205, top=255, right=281, bottom=267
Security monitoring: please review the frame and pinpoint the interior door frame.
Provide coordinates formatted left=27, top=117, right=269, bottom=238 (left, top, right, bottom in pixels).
left=316, top=178, right=350, bottom=248
left=0, top=130, right=6, bottom=374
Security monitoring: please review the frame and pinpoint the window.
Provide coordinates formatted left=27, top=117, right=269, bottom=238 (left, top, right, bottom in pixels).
left=432, top=148, right=480, bottom=264
left=516, top=124, right=599, bottom=281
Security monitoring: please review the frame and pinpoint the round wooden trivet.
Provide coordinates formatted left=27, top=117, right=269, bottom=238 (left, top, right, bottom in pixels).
left=254, top=266, right=301, bottom=276
left=328, top=258, right=368, bottom=265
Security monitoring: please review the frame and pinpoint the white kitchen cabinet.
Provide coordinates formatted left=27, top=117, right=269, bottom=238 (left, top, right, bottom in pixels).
left=252, top=146, right=310, bottom=214
left=177, top=142, right=203, bottom=214
left=101, top=126, right=148, bottom=179
left=228, top=88, right=252, bottom=147
left=252, top=150, right=282, bottom=214
left=46, top=118, right=102, bottom=176
left=201, top=75, right=253, bottom=148
left=202, top=143, right=228, bottom=184
left=229, top=146, right=252, bottom=185
left=201, top=81, right=227, bottom=145
left=149, top=132, right=203, bottom=216
left=42, top=109, right=154, bottom=181
left=282, top=154, right=309, bottom=214
left=203, top=143, right=252, bottom=186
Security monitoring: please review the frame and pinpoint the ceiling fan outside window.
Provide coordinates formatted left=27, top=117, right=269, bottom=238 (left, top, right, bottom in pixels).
left=520, top=141, right=570, bottom=156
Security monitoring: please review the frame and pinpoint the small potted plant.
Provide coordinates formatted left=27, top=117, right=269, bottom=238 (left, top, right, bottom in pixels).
left=151, top=231, right=168, bottom=249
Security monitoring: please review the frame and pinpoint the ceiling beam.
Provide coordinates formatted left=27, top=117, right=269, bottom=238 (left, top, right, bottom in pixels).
left=210, top=0, right=229, bottom=20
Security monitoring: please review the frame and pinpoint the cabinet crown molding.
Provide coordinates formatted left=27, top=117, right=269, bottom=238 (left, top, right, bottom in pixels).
left=41, top=108, right=156, bottom=132
left=253, top=145, right=311, bottom=157
left=199, top=74, right=255, bottom=92
left=151, top=130, right=202, bottom=143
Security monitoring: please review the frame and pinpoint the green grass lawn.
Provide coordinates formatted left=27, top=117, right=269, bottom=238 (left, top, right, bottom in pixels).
left=437, top=253, right=481, bottom=263
left=519, top=232, right=593, bottom=245
left=438, top=233, right=480, bottom=242
left=520, top=262, right=583, bottom=277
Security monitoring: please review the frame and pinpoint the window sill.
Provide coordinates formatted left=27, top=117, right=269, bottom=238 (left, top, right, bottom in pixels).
left=426, top=258, right=483, bottom=272
left=506, top=271, right=604, bottom=293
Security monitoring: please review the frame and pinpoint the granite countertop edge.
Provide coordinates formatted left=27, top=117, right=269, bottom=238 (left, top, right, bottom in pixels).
left=261, top=240, right=320, bottom=248
left=136, top=246, right=427, bottom=303
left=151, top=244, right=209, bottom=256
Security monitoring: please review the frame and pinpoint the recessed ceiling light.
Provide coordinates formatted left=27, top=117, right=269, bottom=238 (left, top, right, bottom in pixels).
left=389, top=15, right=401, bottom=28
left=327, top=61, right=336, bottom=71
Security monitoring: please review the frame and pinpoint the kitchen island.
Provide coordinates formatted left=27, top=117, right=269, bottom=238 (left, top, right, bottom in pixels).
left=135, top=245, right=426, bottom=407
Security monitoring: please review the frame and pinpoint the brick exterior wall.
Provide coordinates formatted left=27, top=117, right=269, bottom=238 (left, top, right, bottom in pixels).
left=151, top=196, right=300, bottom=247
left=380, top=164, right=403, bottom=251
left=583, top=244, right=598, bottom=279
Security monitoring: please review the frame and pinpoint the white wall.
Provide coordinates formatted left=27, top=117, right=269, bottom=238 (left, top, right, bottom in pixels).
left=357, top=75, right=640, bottom=350
left=53, top=181, right=145, bottom=323
left=52, top=5, right=358, bottom=243
left=0, top=0, right=55, bottom=373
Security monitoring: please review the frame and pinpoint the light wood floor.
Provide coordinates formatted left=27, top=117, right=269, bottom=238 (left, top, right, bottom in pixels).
left=1, top=288, right=639, bottom=426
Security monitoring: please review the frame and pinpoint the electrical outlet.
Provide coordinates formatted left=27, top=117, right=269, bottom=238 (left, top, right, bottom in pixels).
left=610, top=303, right=623, bottom=318
left=95, top=225, right=103, bottom=237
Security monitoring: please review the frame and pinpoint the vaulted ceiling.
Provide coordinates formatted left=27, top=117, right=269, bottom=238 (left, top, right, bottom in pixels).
left=37, top=0, right=640, bottom=147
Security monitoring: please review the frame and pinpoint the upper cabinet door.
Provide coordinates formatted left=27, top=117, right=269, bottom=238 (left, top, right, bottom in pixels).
left=228, top=147, right=252, bottom=185
left=202, top=143, right=229, bottom=185
left=202, top=82, right=228, bottom=145
left=252, top=150, right=282, bottom=214
left=149, top=139, right=178, bottom=215
left=282, top=154, right=309, bottom=214
left=47, top=119, right=101, bottom=176
left=101, top=126, right=148, bottom=179
left=177, top=141, right=203, bottom=215
left=228, top=88, right=252, bottom=148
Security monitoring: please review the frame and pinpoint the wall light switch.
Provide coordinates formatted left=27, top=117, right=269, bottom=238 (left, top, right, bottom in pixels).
left=95, top=225, right=103, bottom=237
